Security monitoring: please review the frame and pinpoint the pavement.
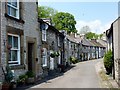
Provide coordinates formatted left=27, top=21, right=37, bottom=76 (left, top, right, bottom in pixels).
left=95, top=59, right=119, bottom=88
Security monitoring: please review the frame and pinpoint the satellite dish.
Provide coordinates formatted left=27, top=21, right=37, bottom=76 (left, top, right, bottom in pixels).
left=45, top=23, right=49, bottom=30
left=41, top=23, right=49, bottom=30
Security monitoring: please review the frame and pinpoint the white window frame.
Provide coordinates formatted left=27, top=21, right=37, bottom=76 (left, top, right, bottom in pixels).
left=8, top=33, right=20, bottom=66
left=42, top=48, right=47, bottom=67
left=42, top=25, right=47, bottom=41
left=57, top=36, right=60, bottom=46
left=69, top=41, right=71, bottom=49
left=7, top=0, right=19, bottom=19
left=58, top=51, right=61, bottom=64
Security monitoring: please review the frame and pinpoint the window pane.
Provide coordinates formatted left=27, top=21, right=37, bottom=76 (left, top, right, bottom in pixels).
left=8, top=35, right=12, bottom=47
left=13, top=36, right=18, bottom=48
left=11, top=7, right=16, bottom=17
left=42, top=57, right=45, bottom=65
left=7, top=0, right=11, bottom=4
left=11, top=50, right=17, bottom=61
left=8, top=51, right=12, bottom=61
left=7, top=6, right=11, bottom=15
left=11, top=2, right=17, bottom=7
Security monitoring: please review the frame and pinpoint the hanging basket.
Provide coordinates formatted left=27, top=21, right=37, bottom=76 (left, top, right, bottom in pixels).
left=7, top=44, right=12, bottom=50
left=50, top=53, right=56, bottom=58
left=55, top=52, right=60, bottom=57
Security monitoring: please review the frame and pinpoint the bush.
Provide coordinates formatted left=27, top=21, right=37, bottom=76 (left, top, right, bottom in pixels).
left=50, top=51, right=60, bottom=58
left=17, top=74, right=28, bottom=84
left=4, top=66, right=14, bottom=83
left=26, top=71, right=34, bottom=78
left=103, top=50, right=113, bottom=74
left=69, top=57, right=78, bottom=64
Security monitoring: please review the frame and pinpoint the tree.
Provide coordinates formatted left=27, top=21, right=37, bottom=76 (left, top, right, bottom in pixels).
left=38, top=6, right=58, bottom=19
left=99, top=34, right=103, bottom=39
left=85, top=32, right=99, bottom=39
left=85, top=32, right=95, bottom=39
left=80, top=26, right=91, bottom=34
left=53, top=12, right=77, bottom=33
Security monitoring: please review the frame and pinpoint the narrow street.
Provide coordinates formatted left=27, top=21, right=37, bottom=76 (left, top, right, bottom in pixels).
left=29, top=59, right=101, bottom=88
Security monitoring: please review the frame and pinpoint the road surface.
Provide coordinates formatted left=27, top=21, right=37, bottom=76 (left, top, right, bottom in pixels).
left=29, top=59, right=101, bottom=88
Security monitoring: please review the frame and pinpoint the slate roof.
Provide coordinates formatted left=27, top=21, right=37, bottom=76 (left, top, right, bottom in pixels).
left=81, top=38, right=93, bottom=46
left=66, top=35, right=82, bottom=44
left=90, top=39, right=104, bottom=47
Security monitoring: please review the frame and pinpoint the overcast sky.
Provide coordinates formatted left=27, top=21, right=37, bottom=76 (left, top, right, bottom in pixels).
left=38, top=1, right=119, bottom=34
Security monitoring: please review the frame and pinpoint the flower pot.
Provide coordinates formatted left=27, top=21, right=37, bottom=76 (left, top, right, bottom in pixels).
left=2, top=83, right=10, bottom=90
left=26, top=77, right=35, bottom=84
left=0, top=83, right=2, bottom=90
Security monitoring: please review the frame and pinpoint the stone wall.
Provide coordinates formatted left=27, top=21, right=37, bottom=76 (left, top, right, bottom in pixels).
left=113, top=17, right=120, bottom=85
left=1, top=2, right=42, bottom=80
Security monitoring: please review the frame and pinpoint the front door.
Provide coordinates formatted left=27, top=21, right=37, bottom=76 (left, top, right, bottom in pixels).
left=28, top=43, right=34, bottom=71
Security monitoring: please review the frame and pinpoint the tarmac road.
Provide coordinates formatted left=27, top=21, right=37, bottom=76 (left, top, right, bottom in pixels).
left=30, top=59, right=101, bottom=88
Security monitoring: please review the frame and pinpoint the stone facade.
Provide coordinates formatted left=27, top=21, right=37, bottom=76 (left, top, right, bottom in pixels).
left=39, top=19, right=65, bottom=77
left=0, top=1, right=42, bottom=81
left=113, top=17, right=120, bottom=85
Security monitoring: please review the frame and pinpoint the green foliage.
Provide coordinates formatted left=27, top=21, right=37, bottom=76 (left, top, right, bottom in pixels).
left=38, top=6, right=58, bottom=19
left=69, top=57, right=78, bottom=64
left=26, top=71, right=35, bottom=78
left=85, top=32, right=95, bottom=39
left=104, top=50, right=113, bottom=73
left=55, top=52, right=60, bottom=57
left=99, top=34, right=103, bottom=39
left=50, top=51, right=60, bottom=58
left=53, top=12, right=77, bottom=33
left=85, top=32, right=102, bottom=39
left=17, top=74, right=28, bottom=84
left=4, top=66, right=14, bottom=83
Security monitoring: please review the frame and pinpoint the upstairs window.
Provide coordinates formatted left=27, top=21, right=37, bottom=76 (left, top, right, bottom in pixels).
left=41, top=23, right=48, bottom=41
left=7, top=0, right=19, bottom=19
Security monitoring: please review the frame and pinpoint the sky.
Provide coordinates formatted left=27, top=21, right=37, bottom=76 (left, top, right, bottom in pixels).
left=38, top=0, right=119, bottom=34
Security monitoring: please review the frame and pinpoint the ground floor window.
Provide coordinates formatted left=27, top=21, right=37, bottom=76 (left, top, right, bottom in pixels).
left=8, top=34, right=20, bottom=65
left=42, top=48, right=47, bottom=67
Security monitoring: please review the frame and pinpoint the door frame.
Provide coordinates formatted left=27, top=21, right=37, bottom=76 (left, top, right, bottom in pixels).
left=26, top=36, right=37, bottom=74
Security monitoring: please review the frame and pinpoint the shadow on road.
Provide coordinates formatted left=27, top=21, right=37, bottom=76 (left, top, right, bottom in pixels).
left=13, top=65, right=75, bottom=90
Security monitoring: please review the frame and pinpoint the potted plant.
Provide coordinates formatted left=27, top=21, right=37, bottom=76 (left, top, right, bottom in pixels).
left=17, top=74, right=28, bottom=86
left=26, top=71, right=35, bottom=84
left=2, top=66, right=14, bottom=90
left=55, top=52, right=60, bottom=57
left=50, top=52, right=56, bottom=58
left=69, top=57, right=76, bottom=64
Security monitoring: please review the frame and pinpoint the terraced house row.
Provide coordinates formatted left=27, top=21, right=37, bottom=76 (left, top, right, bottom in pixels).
left=0, top=1, right=107, bottom=84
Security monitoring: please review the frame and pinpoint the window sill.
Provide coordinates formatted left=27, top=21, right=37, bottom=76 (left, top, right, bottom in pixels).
left=10, top=64, right=25, bottom=70
left=5, top=13, right=25, bottom=24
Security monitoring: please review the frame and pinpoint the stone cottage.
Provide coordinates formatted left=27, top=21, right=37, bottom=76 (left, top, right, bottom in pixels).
left=106, top=17, right=120, bottom=86
left=38, top=19, right=65, bottom=77
left=0, top=1, right=42, bottom=81
left=113, top=17, right=120, bottom=86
